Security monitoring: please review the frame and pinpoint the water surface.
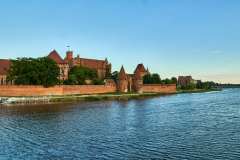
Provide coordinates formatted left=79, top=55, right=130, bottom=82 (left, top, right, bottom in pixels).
left=1, top=89, right=240, bottom=159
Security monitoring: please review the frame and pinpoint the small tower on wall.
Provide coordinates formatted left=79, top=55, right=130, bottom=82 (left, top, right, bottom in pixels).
left=133, top=63, right=148, bottom=92
left=118, top=66, right=128, bottom=93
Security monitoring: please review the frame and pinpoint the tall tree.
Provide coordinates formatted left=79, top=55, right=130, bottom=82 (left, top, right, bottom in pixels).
left=64, top=66, right=100, bottom=85
left=7, top=57, right=59, bottom=87
left=143, top=73, right=161, bottom=84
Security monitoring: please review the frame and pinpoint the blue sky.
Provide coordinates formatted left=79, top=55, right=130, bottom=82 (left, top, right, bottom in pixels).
left=0, top=0, right=240, bottom=83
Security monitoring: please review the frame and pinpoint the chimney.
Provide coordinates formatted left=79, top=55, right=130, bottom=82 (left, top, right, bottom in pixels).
left=66, top=51, right=73, bottom=61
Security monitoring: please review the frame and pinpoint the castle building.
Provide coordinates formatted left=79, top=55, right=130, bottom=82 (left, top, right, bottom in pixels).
left=48, top=50, right=70, bottom=81
left=0, top=59, right=11, bottom=85
left=47, top=50, right=112, bottom=81
left=117, top=63, right=149, bottom=92
left=117, top=66, right=132, bottom=92
left=0, top=49, right=112, bottom=85
left=177, top=76, right=197, bottom=87
left=133, top=64, right=149, bottom=91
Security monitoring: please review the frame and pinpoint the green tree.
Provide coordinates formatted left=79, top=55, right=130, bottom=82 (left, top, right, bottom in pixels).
left=7, top=57, right=59, bottom=87
left=143, top=73, right=161, bottom=84
left=161, top=78, right=172, bottom=84
left=181, top=82, right=197, bottom=90
left=92, top=79, right=105, bottom=85
left=196, top=81, right=217, bottom=89
left=64, top=66, right=103, bottom=85
left=111, top=71, right=119, bottom=82
left=171, top=77, right=177, bottom=84
left=143, top=74, right=152, bottom=84
left=151, top=74, right=161, bottom=84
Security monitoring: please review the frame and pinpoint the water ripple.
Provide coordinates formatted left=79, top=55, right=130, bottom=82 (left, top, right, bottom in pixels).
left=1, top=89, right=240, bottom=159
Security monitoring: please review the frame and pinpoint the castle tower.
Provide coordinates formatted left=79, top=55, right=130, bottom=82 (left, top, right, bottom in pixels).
left=66, top=50, right=73, bottom=61
left=118, top=66, right=129, bottom=92
left=133, top=63, right=148, bottom=92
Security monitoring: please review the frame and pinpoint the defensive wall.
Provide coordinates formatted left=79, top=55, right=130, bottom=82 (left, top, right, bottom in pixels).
left=0, top=84, right=176, bottom=97
left=0, top=85, right=117, bottom=97
left=139, top=84, right=176, bottom=93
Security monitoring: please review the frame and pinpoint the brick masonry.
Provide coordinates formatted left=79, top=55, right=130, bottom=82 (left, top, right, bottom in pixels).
left=0, top=85, right=117, bottom=97
left=0, top=84, right=176, bottom=97
left=139, top=84, right=177, bottom=93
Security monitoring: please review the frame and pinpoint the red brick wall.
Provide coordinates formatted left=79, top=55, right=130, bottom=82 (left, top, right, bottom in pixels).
left=0, top=85, right=117, bottom=97
left=0, top=85, right=63, bottom=97
left=0, top=84, right=175, bottom=97
left=62, top=85, right=116, bottom=95
left=139, top=84, right=176, bottom=93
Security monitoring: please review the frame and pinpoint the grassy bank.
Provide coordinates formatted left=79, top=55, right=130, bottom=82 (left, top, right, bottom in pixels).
left=49, top=92, right=174, bottom=103
left=177, top=88, right=222, bottom=94
left=0, top=89, right=221, bottom=105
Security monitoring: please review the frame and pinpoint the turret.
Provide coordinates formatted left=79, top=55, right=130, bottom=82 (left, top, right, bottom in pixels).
left=118, top=65, right=128, bottom=92
left=66, top=51, right=73, bottom=61
left=119, top=65, right=127, bottom=80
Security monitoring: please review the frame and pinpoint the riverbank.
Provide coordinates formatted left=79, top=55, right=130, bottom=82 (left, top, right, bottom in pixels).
left=0, top=87, right=237, bottom=160
left=0, top=88, right=220, bottom=105
left=0, top=92, right=174, bottom=105
left=177, top=88, right=222, bottom=94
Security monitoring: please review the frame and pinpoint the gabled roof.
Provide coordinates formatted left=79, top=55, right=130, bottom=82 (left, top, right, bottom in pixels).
left=134, top=63, right=146, bottom=73
left=0, top=59, right=11, bottom=75
left=48, top=50, right=66, bottom=64
left=80, top=57, right=105, bottom=63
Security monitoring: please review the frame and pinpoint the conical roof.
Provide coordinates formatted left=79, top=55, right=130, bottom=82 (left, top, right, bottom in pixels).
left=119, top=65, right=127, bottom=80
left=134, top=63, right=146, bottom=73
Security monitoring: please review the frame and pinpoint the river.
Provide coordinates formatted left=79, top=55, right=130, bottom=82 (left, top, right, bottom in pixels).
left=1, top=89, right=240, bottom=159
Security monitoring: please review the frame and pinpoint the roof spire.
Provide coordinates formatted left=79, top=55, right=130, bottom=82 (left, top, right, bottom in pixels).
left=119, top=65, right=127, bottom=80
left=66, top=45, right=71, bottom=51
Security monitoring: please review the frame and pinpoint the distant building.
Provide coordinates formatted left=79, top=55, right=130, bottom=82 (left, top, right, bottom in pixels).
left=177, top=76, right=197, bottom=87
left=47, top=50, right=112, bottom=81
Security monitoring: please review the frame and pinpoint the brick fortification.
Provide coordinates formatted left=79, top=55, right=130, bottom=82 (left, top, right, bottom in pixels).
left=117, top=64, right=176, bottom=93
left=0, top=84, right=176, bottom=97
left=48, top=50, right=111, bottom=80
left=0, top=49, right=176, bottom=97
left=0, top=84, right=116, bottom=97
left=139, top=84, right=176, bottom=93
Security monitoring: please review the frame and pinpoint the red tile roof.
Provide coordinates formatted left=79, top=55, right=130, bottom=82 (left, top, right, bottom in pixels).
left=0, top=59, right=11, bottom=75
left=48, top=50, right=66, bottom=64
left=79, top=58, right=106, bottom=69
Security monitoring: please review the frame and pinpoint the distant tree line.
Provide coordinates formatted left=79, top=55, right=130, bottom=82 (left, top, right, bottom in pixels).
left=196, top=81, right=217, bottom=89
left=179, top=81, right=219, bottom=90
left=219, top=84, right=240, bottom=88
left=143, top=73, right=177, bottom=84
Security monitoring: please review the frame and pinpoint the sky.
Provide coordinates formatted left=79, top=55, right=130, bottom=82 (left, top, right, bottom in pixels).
left=0, top=0, right=240, bottom=83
